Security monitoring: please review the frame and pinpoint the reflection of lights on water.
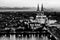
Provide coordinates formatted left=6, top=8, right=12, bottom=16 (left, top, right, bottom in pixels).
left=18, top=35, right=21, bottom=37
left=10, top=34, right=16, bottom=40
left=5, top=34, right=7, bottom=37
left=0, top=34, right=57, bottom=40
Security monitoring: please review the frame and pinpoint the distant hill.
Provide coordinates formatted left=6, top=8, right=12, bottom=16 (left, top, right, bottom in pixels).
left=0, top=7, right=58, bottom=12
left=0, top=7, right=37, bottom=12
left=0, top=7, right=30, bottom=9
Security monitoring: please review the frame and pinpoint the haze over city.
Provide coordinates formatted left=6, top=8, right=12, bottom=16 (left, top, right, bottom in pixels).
left=0, top=0, right=60, bottom=11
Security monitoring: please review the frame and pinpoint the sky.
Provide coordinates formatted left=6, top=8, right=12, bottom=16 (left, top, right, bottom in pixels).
left=0, top=0, right=60, bottom=11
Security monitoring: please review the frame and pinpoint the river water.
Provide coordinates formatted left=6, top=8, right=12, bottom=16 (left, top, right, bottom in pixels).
left=0, top=34, right=50, bottom=40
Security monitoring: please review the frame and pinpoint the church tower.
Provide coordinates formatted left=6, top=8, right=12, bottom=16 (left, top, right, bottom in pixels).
left=41, top=4, right=44, bottom=15
left=37, top=4, right=40, bottom=11
left=41, top=4, right=44, bottom=11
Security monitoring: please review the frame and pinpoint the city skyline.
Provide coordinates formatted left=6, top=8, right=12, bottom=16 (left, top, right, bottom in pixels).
left=0, top=0, right=60, bottom=12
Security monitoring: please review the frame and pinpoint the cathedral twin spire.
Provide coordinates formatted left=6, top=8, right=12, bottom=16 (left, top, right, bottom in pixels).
left=37, top=4, right=43, bottom=12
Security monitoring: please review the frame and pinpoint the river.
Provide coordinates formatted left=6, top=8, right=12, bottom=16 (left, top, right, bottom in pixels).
left=0, top=34, right=50, bottom=40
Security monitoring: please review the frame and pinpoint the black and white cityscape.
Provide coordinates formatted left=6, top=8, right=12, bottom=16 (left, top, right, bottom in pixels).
left=0, top=0, right=60, bottom=40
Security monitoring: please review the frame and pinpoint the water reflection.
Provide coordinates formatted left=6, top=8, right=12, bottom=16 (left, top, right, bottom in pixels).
left=0, top=34, right=52, bottom=40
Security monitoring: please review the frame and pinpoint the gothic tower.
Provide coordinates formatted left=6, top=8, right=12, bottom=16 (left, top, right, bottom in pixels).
left=41, top=4, right=44, bottom=11
left=37, top=4, right=40, bottom=11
